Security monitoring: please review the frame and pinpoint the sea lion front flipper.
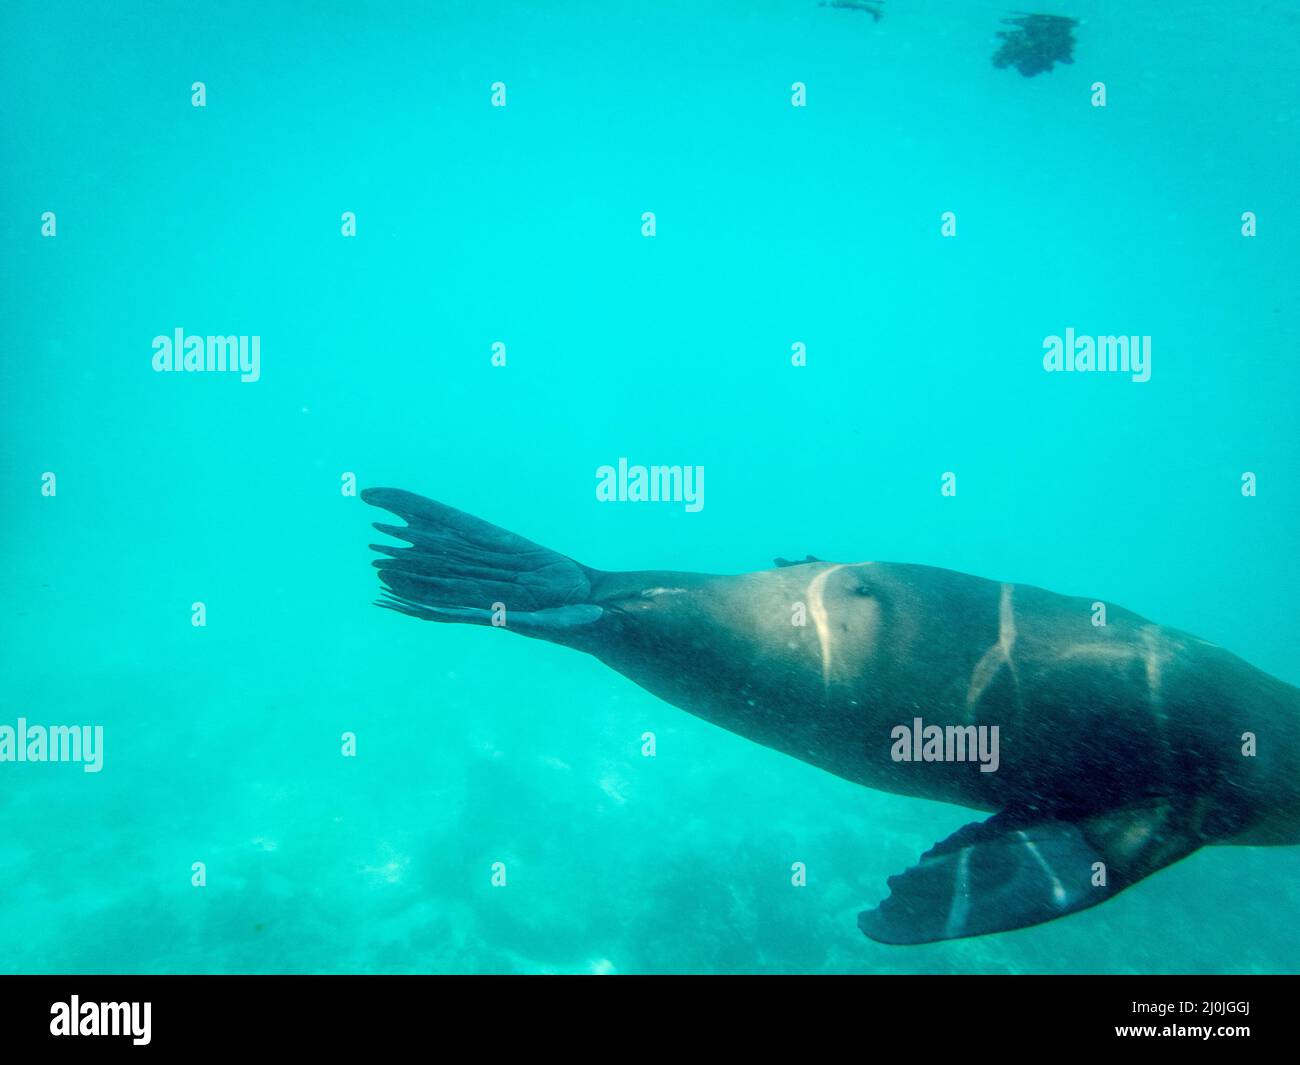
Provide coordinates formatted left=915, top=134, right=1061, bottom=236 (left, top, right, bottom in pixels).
left=857, top=802, right=1205, bottom=945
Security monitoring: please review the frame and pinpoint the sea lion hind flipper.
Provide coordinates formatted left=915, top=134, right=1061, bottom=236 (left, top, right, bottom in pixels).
left=362, top=487, right=603, bottom=630
left=857, top=803, right=1204, bottom=945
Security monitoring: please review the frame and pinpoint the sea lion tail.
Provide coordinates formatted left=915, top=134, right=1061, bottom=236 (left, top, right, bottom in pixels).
left=361, top=487, right=604, bottom=633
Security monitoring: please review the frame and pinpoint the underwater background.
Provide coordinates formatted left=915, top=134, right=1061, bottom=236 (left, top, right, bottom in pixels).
left=2, top=0, right=1298, bottom=974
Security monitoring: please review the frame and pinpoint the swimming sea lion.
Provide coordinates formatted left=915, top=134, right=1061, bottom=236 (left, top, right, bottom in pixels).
left=362, top=487, right=1300, bottom=944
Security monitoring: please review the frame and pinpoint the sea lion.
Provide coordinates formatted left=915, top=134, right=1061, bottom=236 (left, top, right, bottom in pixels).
left=362, top=487, right=1300, bottom=944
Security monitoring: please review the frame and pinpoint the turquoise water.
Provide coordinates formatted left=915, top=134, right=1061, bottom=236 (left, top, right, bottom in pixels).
left=2, top=0, right=1298, bottom=974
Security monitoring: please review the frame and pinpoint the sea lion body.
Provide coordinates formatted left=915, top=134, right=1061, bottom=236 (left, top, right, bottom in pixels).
left=363, top=488, right=1300, bottom=942
left=580, top=562, right=1299, bottom=830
